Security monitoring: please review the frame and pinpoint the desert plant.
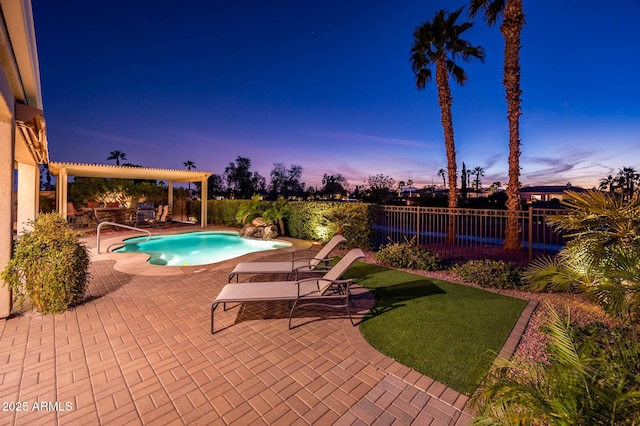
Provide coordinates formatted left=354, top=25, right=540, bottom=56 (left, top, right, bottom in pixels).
left=524, top=190, right=640, bottom=322
left=472, top=305, right=640, bottom=425
left=375, top=237, right=443, bottom=271
left=263, top=197, right=290, bottom=236
left=454, top=259, right=522, bottom=289
left=235, top=195, right=265, bottom=225
left=2, top=213, right=91, bottom=314
left=321, top=208, right=357, bottom=235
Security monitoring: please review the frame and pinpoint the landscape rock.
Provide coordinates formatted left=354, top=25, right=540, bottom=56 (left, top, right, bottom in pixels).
left=262, top=225, right=278, bottom=239
left=239, top=223, right=279, bottom=239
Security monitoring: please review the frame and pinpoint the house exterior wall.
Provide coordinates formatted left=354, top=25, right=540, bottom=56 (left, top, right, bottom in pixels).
left=0, top=0, right=44, bottom=318
left=0, top=70, right=15, bottom=318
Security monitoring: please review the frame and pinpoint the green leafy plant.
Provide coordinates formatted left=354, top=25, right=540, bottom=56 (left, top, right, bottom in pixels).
left=2, top=213, right=91, bottom=314
left=523, top=190, right=640, bottom=322
left=454, top=259, right=522, bottom=289
left=262, top=197, right=290, bottom=236
left=321, top=208, right=357, bottom=235
left=472, top=305, right=640, bottom=425
left=375, top=237, right=443, bottom=271
left=235, top=195, right=265, bottom=225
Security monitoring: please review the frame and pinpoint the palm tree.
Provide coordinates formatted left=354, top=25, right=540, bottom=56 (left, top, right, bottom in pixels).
left=469, top=0, right=525, bottom=250
left=473, top=305, right=640, bottom=424
left=263, top=197, right=290, bottom=237
left=107, top=150, right=127, bottom=166
left=616, top=167, right=639, bottom=202
left=437, top=168, right=447, bottom=188
left=524, top=190, right=640, bottom=321
left=183, top=160, right=196, bottom=190
left=410, top=8, right=484, bottom=242
left=599, top=174, right=616, bottom=194
left=472, top=166, right=484, bottom=193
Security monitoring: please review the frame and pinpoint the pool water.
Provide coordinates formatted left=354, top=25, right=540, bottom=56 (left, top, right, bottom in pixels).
left=115, top=231, right=292, bottom=266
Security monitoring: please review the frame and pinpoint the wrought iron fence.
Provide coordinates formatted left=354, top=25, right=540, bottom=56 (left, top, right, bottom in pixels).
left=374, top=206, right=566, bottom=266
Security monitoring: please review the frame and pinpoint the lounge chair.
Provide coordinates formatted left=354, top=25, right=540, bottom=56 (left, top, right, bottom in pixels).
left=211, top=248, right=365, bottom=333
left=228, top=234, right=347, bottom=282
left=145, top=205, right=168, bottom=227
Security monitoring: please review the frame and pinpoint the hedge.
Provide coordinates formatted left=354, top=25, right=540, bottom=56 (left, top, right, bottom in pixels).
left=190, top=200, right=375, bottom=250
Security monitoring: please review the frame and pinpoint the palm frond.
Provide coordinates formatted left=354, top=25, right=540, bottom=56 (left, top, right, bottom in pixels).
left=522, top=255, right=583, bottom=293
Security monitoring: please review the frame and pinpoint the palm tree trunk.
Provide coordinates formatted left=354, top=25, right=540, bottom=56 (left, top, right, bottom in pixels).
left=436, top=59, right=457, bottom=243
left=502, top=0, right=525, bottom=250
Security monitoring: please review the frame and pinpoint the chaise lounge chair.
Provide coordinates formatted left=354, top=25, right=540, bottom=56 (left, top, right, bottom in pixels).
left=228, top=234, right=347, bottom=282
left=211, top=248, right=365, bottom=333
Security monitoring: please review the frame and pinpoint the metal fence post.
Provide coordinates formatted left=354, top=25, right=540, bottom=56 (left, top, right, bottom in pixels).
left=416, top=206, right=420, bottom=246
left=528, top=206, right=533, bottom=261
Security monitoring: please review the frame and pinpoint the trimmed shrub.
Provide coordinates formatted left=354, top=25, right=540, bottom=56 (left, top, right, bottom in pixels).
left=454, top=259, right=522, bottom=289
left=2, top=213, right=91, bottom=314
left=288, top=201, right=375, bottom=250
left=191, top=199, right=375, bottom=250
left=375, top=238, right=443, bottom=271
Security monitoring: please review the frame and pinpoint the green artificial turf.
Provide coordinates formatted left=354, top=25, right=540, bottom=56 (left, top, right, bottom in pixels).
left=343, top=262, right=528, bottom=395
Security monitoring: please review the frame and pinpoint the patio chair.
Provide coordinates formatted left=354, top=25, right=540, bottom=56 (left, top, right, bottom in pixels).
left=228, top=234, right=347, bottom=282
left=144, top=205, right=167, bottom=227
left=211, top=248, right=365, bottom=333
left=66, top=202, right=86, bottom=228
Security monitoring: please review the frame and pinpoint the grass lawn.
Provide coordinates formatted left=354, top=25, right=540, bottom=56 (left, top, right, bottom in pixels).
left=343, top=262, right=528, bottom=395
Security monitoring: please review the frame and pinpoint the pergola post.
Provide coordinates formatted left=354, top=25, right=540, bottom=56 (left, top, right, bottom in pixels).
left=56, top=166, right=68, bottom=218
left=168, top=181, right=174, bottom=221
left=200, top=176, right=208, bottom=228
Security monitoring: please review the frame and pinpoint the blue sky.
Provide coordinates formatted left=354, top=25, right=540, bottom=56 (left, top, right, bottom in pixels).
left=32, top=0, right=640, bottom=190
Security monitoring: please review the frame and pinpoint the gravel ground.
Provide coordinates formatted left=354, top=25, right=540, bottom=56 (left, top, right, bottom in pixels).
left=350, top=249, right=620, bottom=364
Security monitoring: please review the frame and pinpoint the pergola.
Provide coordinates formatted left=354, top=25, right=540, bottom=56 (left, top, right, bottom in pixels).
left=48, top=162, right=213, bottom=228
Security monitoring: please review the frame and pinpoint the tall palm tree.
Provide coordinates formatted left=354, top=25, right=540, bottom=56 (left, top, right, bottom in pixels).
left=599, top=174, right=616, bottom=194
left=437, top=168, right=447, bottom=188
left=469, top=0, right=525, bottom=250
left=472, top=166, right=484, bottom=193
left=616, top=167, right=639, bottom=202
left=411, top=8, right=484, bottom=242
left=107, top=150, right=127, bottom=166
left=183, top=160, right=196, bottom=190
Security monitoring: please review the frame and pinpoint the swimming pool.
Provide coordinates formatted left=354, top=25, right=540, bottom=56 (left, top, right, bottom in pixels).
left=114, top=231, right=292, bottom=266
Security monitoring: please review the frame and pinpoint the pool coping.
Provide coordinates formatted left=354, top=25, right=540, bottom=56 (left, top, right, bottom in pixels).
left=87, top=225, right=313, bottom=276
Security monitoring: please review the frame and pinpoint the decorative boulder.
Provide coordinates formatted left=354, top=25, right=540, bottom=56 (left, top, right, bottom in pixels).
left=240, top=221, right=279, bottom=239
left=240, top=224, right=262, bottom=238
left=252, top=217, right=265, bottom=226
left=262, top=225, right=278, bottom=239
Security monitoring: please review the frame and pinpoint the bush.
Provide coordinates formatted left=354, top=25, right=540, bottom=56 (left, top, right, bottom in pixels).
left=375, top=238, right=443, bottom=271
left=288, top=201, right=375, bottom=250
left=454, top=259, right=522, bottom=289
left=1, top=213, right=91, bottom=314
left=473, top=306, right=640, bottom=425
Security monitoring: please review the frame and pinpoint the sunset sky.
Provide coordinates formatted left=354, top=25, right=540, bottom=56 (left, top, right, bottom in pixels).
left=32, top=0, right=640, bottom=191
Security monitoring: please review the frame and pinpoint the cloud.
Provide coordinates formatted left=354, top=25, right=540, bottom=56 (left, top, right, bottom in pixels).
left=58, top=126, right=158, bottom=148
left=309, top=129, right=437, bottom=149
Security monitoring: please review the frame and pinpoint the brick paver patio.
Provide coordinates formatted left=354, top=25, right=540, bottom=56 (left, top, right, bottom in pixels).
left=0, top=228, right=532, bottom=425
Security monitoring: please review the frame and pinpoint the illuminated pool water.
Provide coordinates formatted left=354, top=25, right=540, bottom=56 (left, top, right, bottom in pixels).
left=115, top=231, right=291, bottom=266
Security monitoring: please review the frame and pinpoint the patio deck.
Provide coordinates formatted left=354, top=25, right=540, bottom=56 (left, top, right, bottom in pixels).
left=0, top=228, right=481, bottom=425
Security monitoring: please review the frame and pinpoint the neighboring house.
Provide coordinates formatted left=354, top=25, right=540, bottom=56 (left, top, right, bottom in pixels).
left=519, top=184, right=589, bottom=204
left=0, top=0, right=48, bottom=318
